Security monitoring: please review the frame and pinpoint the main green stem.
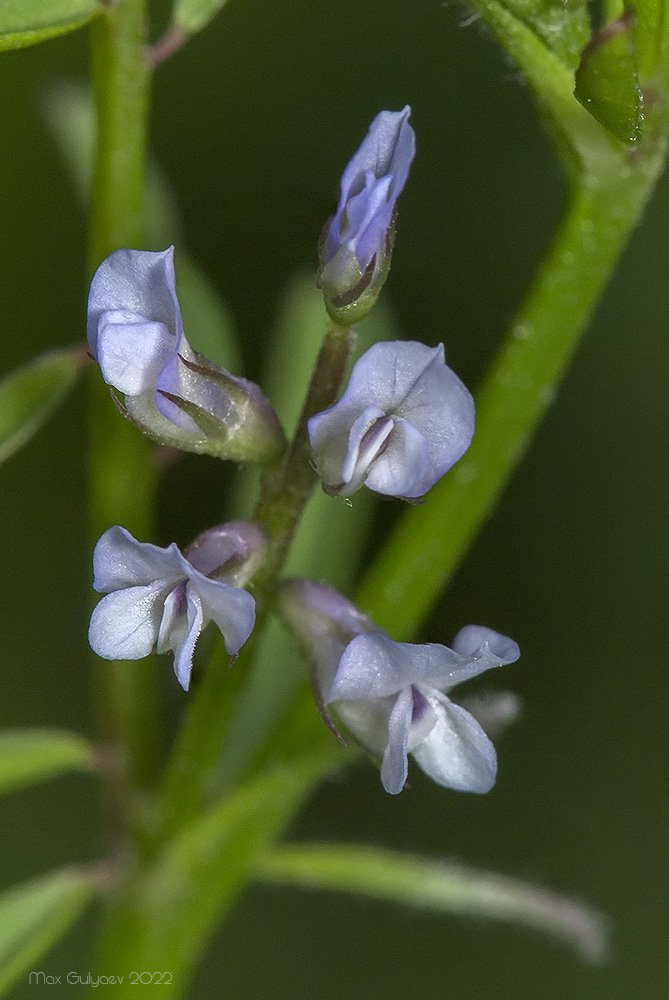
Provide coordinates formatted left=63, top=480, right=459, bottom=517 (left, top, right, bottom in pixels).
left=357, top=155, right=665, bottom=638
left=88, top=0, right=156, bottom=873
left=158, top=321, right=354, bottom=832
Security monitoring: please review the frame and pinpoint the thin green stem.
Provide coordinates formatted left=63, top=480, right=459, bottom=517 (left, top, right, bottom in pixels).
left=88, top=0, right=157, bottom=853
left=356, top=152, right=665, bottom=639
left=157, top=320, right=354, bottom=831
left=90, top=0, right=151, bottom=267
left=253, top=321, right=355, bottom=592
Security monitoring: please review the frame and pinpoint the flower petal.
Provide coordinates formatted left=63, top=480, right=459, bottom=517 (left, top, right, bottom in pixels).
left=173, top=586, right=204, bottom=690
left=341, top=173, right=393, bottom=271
left=308, top=402, right=378, bottom=491
left=452, top=624, right=520, bottom=661
left=335, top=341, right=444, bottom=414
left=87, top=247, right=181, bottom=357
left=157, top=580, right=188, bottom=655
left=411, top=694, right=498, bottom=793
left=380, top=686, right=413, bottom=795
left=442, top=625, right=521, bottom=688
left=364, top=416, right=429, bottom=497
left=184, top=570, right=256, bottom=656
left=88, top=581, right=172, bottom=660
left=309, top=341, right=474, bottom=498
left=324, top=108, right=414, bottom=266
left=92, top=526, right=184, bottom=593
left=96, top=311, right=174, bottom=394
left=330, top=632, right=426, bottom=701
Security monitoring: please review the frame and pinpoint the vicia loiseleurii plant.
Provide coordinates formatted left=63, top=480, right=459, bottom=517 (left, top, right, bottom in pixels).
left=6, top=0, right=667, bottom=985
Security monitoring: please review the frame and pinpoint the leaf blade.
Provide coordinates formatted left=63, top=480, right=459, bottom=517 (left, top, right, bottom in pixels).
left=0, top=868, right=97, bottom=997
left=0, top=0, right=100, bottom=51
left=0, top=729, right=96, bottom=797
left=574, top=11, right=644, bottom=144
left=0, top=347, right=86, bottom=465
left=257, top=844, right=608, bottom=962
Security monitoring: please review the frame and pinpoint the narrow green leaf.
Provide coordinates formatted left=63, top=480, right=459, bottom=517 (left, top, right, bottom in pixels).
left=0, top=868, right=97, bottom=996
left=0, top=729, right=95, bottom=796
left=134, top=755, right=339, bottom=991
left=626, top=0, right=664, bottom=80
left=257, top=844, right=608, bottom=962
left=498, top=0, right=591, bottom=70
left=0, top=0, right=100, bottom=51
left=173, top=0, right=230, bottom=36
left=0, top=347, right=86, bottom=465
left=575, top=11, right=643, bottom=143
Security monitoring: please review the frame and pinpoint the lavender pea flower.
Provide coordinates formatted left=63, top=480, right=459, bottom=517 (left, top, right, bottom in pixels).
left=318, top=107, right=415, bottom=323
left=89, top=522, right=265, bottom=690
left=87, top=247, right=285, bottom=463
left=279, top=580, right=520, bottom=795
left=308, top=340, right=475, bottom=499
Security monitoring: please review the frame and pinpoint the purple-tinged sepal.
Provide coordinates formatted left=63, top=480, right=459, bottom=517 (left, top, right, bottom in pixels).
left=87, top=247, right=286, bottom=464
left=308, top=340, right=475, bottom=499
left=318, top=107, right=415, bottom=324
left=184, top=520, right=268, bottom=588
left=278, top=579, right=377, bottom=740
left=89, top=521, right=266, bottom=690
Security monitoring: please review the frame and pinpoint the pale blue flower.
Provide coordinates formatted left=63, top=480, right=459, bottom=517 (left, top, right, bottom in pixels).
left=279, top=580, right=519, bottom=795
left=319, top=107, right=415, bottom=322
left=308, top=340, right=475, bottom=498
left=89, top=523, right=263, bottom=690
left=87, top=247, right=284, bottom=462
left=329, top=625, right=520, bottom=795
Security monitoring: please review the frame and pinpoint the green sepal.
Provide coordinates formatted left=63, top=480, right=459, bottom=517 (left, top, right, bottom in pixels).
left=0, top=868, right=98, bottom=997
left=574, top=11, right=644, bottom=143
left=0, top=729, right=96, bottom=797
left=0, top=0, right=101, bottom=52
left=0, top=346, right=87, bottom=466
left=318, top=216, right=395, bottom=326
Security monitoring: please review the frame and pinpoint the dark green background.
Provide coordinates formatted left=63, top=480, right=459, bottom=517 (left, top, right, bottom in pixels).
left=1, top=0, right=667, bottom=996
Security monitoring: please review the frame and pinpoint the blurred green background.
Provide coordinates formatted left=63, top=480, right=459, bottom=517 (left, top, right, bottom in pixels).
left=1, top=0, right=667, bottom=996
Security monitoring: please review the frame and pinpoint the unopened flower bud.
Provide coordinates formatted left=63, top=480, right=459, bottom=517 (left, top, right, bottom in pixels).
left=184, top=520, right=268, bottom=588
left=87, top=247, right=286, bottom=464
left=318, top=107, right=415, bottom=324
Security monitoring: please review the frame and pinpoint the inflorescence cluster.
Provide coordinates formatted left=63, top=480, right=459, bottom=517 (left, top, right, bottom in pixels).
left=87, top=107, right=520, bottom=796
